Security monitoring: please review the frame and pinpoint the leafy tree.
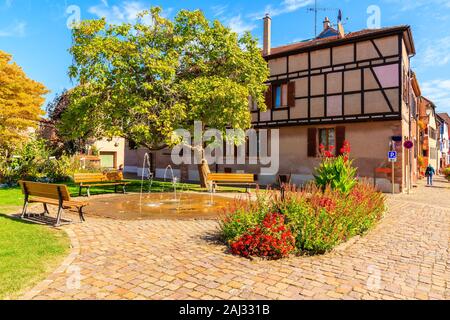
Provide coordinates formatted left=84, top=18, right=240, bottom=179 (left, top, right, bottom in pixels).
left=42, top=90, right=90, bottom=156
left=0, top=50, right=48, bottom=156
left=62, top=7, right=269, bottom=186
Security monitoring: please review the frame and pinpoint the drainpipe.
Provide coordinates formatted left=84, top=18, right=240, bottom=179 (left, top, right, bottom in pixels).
left=407, top=53, right=416, bottom=192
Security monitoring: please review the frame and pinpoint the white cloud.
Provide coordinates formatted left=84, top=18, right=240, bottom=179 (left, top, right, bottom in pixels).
left=222, top=0, right=313, bottom=37
left=88, top=1, right=161, bottom=25
left=0, top=21, right=26, bottom=37
left=249, top=0, right=314, bottom=20
left=211, top=4, right=228, bottom=17
left=422, top=80, right=450, bottom=113
left=419, top=36, right=450, bottom=68
left=227, top=15, right=257, bottom=35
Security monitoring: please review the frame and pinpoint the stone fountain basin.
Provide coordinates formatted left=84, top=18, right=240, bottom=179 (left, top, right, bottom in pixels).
left=85, top=193, right=236, bottom=221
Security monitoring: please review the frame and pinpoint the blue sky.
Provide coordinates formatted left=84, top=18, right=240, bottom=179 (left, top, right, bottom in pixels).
left=1, top=0, right=450, bottom=114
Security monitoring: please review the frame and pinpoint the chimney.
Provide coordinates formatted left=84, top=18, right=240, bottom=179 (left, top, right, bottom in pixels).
left=263, top=14, right=271, bottom=56
left=337, top=22, right=345, bottom=38
left=323, top=17, right=331, bottom=31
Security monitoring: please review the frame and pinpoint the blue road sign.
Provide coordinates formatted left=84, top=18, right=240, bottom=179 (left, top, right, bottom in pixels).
left=388, top=151, right=397, bottom=162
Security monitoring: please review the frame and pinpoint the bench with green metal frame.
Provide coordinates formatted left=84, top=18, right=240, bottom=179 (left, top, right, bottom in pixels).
left=74, top=172, right=129, bottom=197
left=207, top=173, right=256, bottom=193
left=19, top=181, right=88, bottom=227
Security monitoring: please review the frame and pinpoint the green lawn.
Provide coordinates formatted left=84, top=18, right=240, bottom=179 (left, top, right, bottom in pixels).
left=0, top=188, right=23, bottom=212
left=0, top=214, right=70, bottom=299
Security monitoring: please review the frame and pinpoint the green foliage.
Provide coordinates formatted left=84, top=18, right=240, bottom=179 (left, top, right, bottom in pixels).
left=281, top=184, right=385, bottom=254
left=314, top=142, right=357, bottom=194
left=220, top=194, right=271, bottom=243
left=314, top=156, right=358, bottom=194
left=62, top=7, right=269, bottom=150
left=90, top=145, right=99, bottom=156
left=444, top=167, right=450, bottom=180
left=221, top=183, right=386, bottom=256
left=0, top=139, right=78, bottom=185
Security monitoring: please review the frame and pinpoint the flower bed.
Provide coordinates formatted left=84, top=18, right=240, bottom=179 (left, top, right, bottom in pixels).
left=220, top=142, right=386, bottom=259
left=221, top=184, right=385, bottom=258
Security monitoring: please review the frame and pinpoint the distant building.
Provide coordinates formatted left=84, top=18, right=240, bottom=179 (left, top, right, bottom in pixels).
left=437, top=113, right=450, bottom=169
left=418, top=97, right=440, bottom=172
left=39, top=120, right=125, bottom=170
left=92, top=138, right=126, bottom=170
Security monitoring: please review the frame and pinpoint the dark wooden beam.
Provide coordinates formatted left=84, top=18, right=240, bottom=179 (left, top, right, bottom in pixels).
left=370, top=39, right=383, bottom=59
left=369, top=67, right=395, bottom=112
left=253, top=113, right=402, bottom=129
left=308, top=51, right=312, bottom=119
left=267, top=56, right=400, bottom=83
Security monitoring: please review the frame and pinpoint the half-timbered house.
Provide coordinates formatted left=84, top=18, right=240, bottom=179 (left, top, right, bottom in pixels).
left=244, top=15, right=417, bottom=192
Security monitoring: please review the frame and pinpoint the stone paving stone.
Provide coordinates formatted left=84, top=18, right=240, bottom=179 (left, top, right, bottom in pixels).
left=18, top=177, right=450, bottom=300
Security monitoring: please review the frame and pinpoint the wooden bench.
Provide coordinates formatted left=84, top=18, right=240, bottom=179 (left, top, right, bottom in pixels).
left=74, top=172, right=129, bottom=197
left=19, top=181, right=88, bottom=227
left=207, top=173, right=256, bottom=193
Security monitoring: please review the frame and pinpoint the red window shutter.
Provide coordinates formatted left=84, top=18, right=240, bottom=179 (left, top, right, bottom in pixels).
left=265, top=85, right=273, bottom=109
left=288, top=81, right=296, bottom=107
left=336, top=126, right=346, bottom=155
left=308, top=128, right=318, bottom=158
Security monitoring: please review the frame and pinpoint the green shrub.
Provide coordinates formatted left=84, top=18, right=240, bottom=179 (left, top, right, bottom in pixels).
left=221, top=141, right=385, bottom=258
left=281, top=184, right=385, bottom=254
left=314, top=141, right=357, bottom=194
left=444, top=167, right=450, bottom=180
left=0, top=139, right=78, bottom=185
left=220, top=193, right=272, bottom=243
left=220, top=183, right=385, bottom=257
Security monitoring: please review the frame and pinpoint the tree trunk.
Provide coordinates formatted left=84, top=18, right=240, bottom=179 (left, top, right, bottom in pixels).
left=198, top=159, right=211, bottom=189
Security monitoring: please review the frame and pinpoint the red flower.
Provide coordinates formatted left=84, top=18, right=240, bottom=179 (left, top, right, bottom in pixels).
left=229, top=213, right=295, bottom=260
left=340, top=141, right=351, bottom=155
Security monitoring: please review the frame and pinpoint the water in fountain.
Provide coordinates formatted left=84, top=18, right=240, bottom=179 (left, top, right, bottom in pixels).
left=139, top=153, right=155, bottom=209
left=163, top=165, right=179, bottom=204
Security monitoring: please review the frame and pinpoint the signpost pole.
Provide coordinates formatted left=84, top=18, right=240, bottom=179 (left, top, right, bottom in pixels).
left=388, top=148, right=397, bottom=195
left=392, top=161, right=395, bottom=195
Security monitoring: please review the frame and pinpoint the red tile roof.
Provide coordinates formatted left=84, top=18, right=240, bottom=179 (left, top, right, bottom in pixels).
left=438, top=113, right=450, bottom=125
left=266, top=25, right=412, bottom=58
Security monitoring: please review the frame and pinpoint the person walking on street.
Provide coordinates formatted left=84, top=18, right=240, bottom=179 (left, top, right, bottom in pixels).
left=425, top=164, right=436, bottom=186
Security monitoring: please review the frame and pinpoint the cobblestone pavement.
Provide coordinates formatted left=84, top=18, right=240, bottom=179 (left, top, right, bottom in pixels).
left=20, top=178, right=449, bottom=300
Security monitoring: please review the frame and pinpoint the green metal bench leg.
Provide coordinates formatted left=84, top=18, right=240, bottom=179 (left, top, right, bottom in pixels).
left=43, top=203, right=50, bottom=216
left=78, top=207, right=86, bottom=222
left=55, top=206, right=64, bottom=227
left=21, top=200, right=29, bottom=219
